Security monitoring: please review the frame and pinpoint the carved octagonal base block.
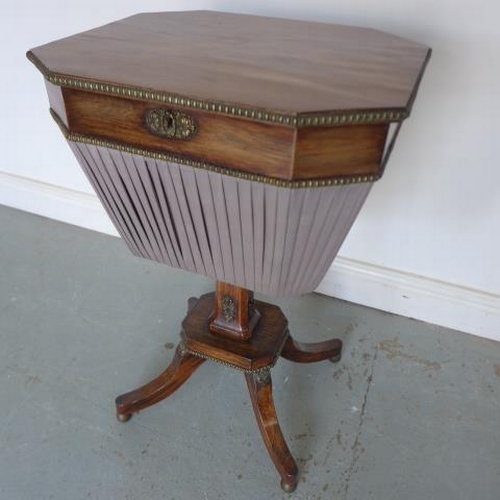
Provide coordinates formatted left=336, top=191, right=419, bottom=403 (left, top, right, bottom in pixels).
left=182, top=292, right=288, bottom=371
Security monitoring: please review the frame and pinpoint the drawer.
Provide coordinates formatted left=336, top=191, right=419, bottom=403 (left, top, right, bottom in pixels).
left=46, top=84, right=387, bottom=184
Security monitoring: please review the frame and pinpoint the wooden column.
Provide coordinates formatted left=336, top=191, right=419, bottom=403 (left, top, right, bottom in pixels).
left=209, top=281, right=261, bottom=341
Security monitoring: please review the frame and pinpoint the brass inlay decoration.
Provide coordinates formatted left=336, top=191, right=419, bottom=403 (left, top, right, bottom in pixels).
left=222, top=296, right=236, bottom=322
left=183, top=344, right=276, bottom=374
left=27, top=50, right=409, bottom=128
left=254, top=368, right=271, bottom=385
left=179, top=340, right=274, bottom=373
left=50, top=108, right=381, bottom=187
left=177, top=341, right=188, bottom=356
left=145, top=108, right=197, bottom=140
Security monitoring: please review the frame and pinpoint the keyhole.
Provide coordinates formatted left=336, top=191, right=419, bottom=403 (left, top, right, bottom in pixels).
left=162, top=112, right=175, bottom=134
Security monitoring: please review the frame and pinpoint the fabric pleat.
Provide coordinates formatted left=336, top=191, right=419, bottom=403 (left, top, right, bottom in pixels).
left=69, top=141, right=372, bottom=296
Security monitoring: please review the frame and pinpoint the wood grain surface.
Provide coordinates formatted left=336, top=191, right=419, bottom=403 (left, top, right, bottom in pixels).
left=31, top=11, right=430, bottom=114
left=209, top=282, right=261, bottom=340
left=115, top=345, right=205, bottom=419
left=294, top=123, right=388, bottom=179
left=181, top=293, right=289, bottom=371
left=245, top=371, right=299, bottom=491
left=280, top=335, right=343, bottom=363
left=51, top=88, right=389, bottom=180
left=62, top=88, right=296, bottom=180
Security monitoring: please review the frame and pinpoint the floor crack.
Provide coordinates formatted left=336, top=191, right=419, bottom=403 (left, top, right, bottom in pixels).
left=342, top=347, right=378, bottom=500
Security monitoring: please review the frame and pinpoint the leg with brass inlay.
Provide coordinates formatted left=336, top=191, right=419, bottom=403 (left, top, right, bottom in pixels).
left=245, top=369, right=299, bottom=493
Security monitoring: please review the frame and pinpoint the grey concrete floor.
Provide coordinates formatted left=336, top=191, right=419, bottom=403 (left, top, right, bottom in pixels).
left=1, top=204, right=499, bottom=500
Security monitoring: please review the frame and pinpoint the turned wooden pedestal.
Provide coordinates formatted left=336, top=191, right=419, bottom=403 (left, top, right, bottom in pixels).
left=115, top=282, right=342, bottom=492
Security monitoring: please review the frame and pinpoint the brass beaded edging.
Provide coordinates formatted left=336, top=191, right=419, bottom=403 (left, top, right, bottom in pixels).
left=50, top=108, right=380, bottom=188
left=179, top=341, right=275, bottom=374
left=27, top=50, right=407, bottom=128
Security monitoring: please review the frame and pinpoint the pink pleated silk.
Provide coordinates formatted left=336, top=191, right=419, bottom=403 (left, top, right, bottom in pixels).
left=69, top=141, right=372, bottom=296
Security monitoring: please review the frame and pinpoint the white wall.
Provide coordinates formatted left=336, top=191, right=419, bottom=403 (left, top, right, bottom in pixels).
left=3, top=1, right=499, bottom=339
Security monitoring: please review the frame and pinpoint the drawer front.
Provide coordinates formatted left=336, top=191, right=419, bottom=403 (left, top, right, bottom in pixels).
left=51, top=87, right=388, bottom=184
left=61, top=88, right=296, bottom=181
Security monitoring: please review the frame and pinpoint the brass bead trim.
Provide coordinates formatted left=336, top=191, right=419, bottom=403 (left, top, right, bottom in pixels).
left=50, top=108, right=380, bottom=188
left=180, top=341, right=276, bottom=374
left=296, top=110, right=406, bottom=128
left=27, top=50, right=407, bottom=128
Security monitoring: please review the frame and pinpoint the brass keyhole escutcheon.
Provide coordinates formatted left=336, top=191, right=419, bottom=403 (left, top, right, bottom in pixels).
left=145, top=108, right=197, bottom=140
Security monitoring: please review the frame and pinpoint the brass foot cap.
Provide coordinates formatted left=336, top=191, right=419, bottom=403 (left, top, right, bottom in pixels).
left=329, top=353, right=342, bottom=363
left=117, top=412, right=132, bottom=423
left=281, top=479, right=297, bottom=493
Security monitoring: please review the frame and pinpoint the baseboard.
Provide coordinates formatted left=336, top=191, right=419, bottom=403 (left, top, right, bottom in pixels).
left=316, top=258, right=500, bottom=342
left=2, top=171, right=499, bottom=341
left=0, top=171, right=118, bottom=236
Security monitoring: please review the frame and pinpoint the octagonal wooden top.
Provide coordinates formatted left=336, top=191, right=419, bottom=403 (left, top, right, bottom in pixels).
left=28, top=11, right=430, bottom=120
left=28, top=11, right=431, bottom=185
